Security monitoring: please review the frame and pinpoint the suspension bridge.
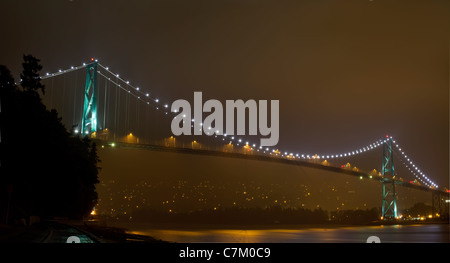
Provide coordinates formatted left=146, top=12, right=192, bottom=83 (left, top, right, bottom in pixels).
left=39, top=59, right=449, bottom=220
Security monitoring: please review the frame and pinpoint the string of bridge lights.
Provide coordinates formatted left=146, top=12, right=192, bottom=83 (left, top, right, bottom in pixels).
left=96, top=63, right=171, bottom=112
left=36, top=61, right=403, bottom=160
left=394, top=151, right=431, bottom=188
left=40, top=59, right=171, bottom=112
left=100, top=63, right=393, bottom=162
left=390, top=138, right=438, bottom=188
left=389, top=141, right=433, bottom=188
left=68, top=61, right=392, bottom=161
left=40, top=59, right=439, bottom=189
left=218, top=135, right=388, bottom=159
left=40, top=63, right=87, bottom=80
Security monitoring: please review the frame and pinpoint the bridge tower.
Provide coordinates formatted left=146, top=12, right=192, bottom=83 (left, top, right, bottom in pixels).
left=81, top=61, right=98, bottom=135
left=381, top=136, right=397, bottom=220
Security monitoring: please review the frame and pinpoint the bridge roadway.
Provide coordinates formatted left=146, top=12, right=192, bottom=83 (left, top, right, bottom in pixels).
left=93, top=140, right=449, bottom=196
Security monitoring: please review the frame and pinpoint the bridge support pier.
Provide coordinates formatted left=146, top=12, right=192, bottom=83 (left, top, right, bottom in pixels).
left=381, top=136, right=398, bottom=220
left=382, top=180, right=397, bottom=219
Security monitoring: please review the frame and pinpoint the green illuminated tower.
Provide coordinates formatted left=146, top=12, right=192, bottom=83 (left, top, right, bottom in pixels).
left=81, top=62, right=98, bottom=135
left=381, top=136, right=397, bottom=219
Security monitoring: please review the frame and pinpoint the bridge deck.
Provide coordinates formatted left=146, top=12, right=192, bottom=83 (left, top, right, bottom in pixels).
left=94, top=140, right=448, bottom=196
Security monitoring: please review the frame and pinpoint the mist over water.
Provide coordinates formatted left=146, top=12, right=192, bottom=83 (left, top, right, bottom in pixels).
left=95, top=147, right=431, bottom=221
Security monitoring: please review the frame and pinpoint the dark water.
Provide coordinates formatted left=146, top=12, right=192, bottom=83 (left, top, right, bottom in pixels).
left=126, top=224, right=449, bottom=243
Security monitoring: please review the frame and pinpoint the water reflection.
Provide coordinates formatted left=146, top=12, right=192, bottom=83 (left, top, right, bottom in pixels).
left=128, top=224, right=449, bottom=243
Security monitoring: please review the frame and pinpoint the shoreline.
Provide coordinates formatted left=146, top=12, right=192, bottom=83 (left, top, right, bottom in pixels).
left=1, top=219, right=447, bottom=243
left=104, top=219, right=449, bottom=232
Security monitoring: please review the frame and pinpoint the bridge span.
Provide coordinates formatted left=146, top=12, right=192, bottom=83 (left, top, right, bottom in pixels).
left=94, top=139, right=449, bottom=218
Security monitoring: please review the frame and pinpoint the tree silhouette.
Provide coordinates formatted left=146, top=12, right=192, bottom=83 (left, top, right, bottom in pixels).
left=0, top=55, right=100, bottom=223
left=20, top=55, right=45, bottom=94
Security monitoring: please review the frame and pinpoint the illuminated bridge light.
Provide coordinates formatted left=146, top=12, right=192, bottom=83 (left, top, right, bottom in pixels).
left=42, top=63, right=442, bottom=190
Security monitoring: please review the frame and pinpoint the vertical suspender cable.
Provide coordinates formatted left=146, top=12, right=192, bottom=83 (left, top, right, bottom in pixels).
left=126, top=88, right=130, bottom=133
left=136, top=95, right=139, bottom=141
left=62, top=73, right=66, bottom=124
left=103, top=80, right=107, bottom=130
left=50, top=77, right=54, bottom=110
left=72, top=70, right=77, bottom=128
left=79, top=70, right=85, bottom=132
left=115, top=75, right=119, bottom=140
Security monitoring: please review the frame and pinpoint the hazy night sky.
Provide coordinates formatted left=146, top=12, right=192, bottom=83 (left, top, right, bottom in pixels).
left=1, top=0, right=449, bottom=188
